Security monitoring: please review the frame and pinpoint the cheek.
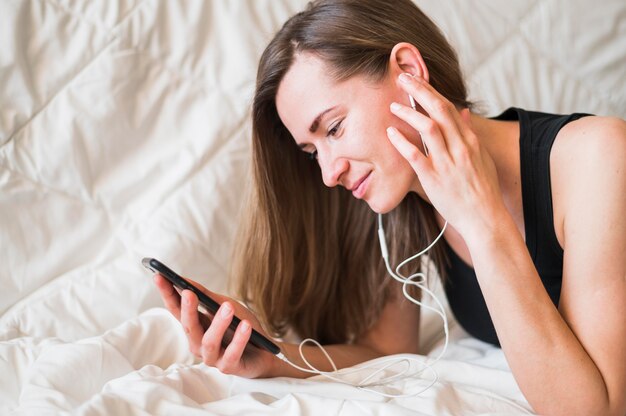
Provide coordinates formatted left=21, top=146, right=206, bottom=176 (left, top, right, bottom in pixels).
left=354, top=117, right=413, bottom=173
left=349, top=106, right=417, bottom=168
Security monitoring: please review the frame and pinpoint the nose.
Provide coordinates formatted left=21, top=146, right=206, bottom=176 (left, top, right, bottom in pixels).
left=317, top=148, right=349, bottom=188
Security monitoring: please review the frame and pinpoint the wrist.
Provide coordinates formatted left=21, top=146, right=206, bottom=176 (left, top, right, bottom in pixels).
left=264, top=342, right=304, bottom=378
left=263, top=342, right=286, bottom=378
left=460, top=204, right=518, bottom=249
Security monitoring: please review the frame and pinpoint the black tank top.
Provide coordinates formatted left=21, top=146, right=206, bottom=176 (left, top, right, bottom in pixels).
left=443, top=107, right=591, bottom=346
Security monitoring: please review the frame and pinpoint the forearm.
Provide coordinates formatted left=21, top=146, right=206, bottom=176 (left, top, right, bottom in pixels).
left=466, top=216, right=610, bottom=415
left=266, top=287, right=422, bottom=379
left=266, top=342, right=383, bottom=379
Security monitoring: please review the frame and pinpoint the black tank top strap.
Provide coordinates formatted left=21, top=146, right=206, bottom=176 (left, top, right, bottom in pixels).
left=493, top=108, right=591, bottom=306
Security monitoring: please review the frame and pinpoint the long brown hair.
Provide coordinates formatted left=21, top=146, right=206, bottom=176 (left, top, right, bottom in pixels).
left=231, top=0, right=470, bottom=345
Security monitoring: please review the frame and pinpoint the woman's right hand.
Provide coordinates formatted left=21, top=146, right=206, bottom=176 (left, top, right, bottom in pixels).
left=153, top=273, right=281, bottom=378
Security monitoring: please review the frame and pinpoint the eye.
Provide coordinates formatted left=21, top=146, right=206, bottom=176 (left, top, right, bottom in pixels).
left=326, top=120, right=343, bottom=137
left=308, top=150, right=318, bottom=161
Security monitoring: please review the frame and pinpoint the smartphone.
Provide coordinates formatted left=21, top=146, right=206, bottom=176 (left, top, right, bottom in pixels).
left=142, top=257, right=281, bottom=355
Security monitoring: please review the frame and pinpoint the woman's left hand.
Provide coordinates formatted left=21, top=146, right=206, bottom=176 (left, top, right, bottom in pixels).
left=387, top=73, right=507, bottom=238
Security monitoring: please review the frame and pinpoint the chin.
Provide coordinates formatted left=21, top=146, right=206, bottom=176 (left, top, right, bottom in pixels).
left=365, top=195, right=402, bottom=215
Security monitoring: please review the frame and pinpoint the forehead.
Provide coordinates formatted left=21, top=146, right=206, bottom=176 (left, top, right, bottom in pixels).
left=276, top=53, right=380, bottom=141
left=275, top=54, right=338, bottom=137
left=279, top=53, right=335, bottom=97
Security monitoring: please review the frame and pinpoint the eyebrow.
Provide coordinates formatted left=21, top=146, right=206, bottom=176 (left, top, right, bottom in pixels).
left=309, top=106, right=337, bottom=134
left=297, top=106, right=338, bottom=151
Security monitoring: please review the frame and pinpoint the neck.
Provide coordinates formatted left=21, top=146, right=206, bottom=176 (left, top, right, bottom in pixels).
left=471, top=112, right=520, bottom=190
left=469, top=112, right=522, bottom=228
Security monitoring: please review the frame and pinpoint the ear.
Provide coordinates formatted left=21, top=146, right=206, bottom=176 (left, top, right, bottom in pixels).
left=389, top=42, right=429, bottom=82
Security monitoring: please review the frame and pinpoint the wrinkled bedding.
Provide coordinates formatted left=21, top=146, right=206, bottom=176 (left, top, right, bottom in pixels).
left=1, top=0, right=624, bottom=414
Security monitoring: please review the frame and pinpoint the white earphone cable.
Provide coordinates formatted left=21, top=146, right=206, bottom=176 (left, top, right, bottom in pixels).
left=276, top=93, right=449, bottom=397
left=276, top=213, right=449, bottom=397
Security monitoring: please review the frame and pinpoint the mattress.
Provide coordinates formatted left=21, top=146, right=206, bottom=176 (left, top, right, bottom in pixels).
left=1, top=0, right=624, bottom=414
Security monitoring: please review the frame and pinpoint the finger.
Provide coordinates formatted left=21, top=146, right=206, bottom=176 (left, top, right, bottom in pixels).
left=390, top=101, right=449, bottom=158
left=154, top=274, right=181, bottom=320
left=397, top=73, right=466, bottom=146
left=460, top=107, right=472, bottom=125
left=458, top=108, right=478, bottom=146
left=200, top=302, right=234, bottom=365
left=179, top=290, right=205, bottom=356
left=386, top=126, right=432, bottom=177
left=176, top=277, right=229, bottom=330
left=399, top=73, right=460, bottom=121
left=219, top=320, right=252, bottom=374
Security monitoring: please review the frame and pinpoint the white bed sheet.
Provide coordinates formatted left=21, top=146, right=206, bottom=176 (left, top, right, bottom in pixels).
left=1, top=0, right=624, bottom=414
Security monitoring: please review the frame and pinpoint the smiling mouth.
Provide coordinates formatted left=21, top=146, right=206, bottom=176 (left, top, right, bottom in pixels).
left=351, top=172, right=371, bottom=199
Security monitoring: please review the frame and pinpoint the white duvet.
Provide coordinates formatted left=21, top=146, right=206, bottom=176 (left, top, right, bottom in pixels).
left=1, top=0, right=624, bottom=414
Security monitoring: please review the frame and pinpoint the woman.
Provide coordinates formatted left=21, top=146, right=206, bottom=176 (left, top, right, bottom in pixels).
left=154, top=0, right=626, bottom=414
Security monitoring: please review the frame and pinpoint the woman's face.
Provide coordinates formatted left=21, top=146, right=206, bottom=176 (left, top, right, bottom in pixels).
left=276, top=53, right=425, bottom=214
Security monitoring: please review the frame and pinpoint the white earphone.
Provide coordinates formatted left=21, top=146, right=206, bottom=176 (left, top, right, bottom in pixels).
left=409, top=94, right=429, bottom=156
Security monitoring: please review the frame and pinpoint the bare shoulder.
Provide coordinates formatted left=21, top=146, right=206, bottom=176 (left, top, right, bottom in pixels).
left=550, top=115, right=626, bottom=245
left=554, top=115, right=626, bottom=165
left=552, top=115, right=626, bottom=183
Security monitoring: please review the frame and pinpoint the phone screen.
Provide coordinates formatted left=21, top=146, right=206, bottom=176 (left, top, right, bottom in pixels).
left=142, top=257, right=281, bottom=355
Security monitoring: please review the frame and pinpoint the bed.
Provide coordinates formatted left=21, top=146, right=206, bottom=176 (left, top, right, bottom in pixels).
left=1, top=0, right=624, bottom=414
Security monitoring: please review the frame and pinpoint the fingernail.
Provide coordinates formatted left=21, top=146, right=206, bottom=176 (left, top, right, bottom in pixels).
left=399, top=73, right=413, bottom=83
left=390, top=102, right=402, bottom=112
left=387, top=126, right=398, bottom=137
left=221, top=303, right=232, bottom=317
left=241, top=321, right=250, bottom=332
left=185, top=294, right=191, bottom=305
